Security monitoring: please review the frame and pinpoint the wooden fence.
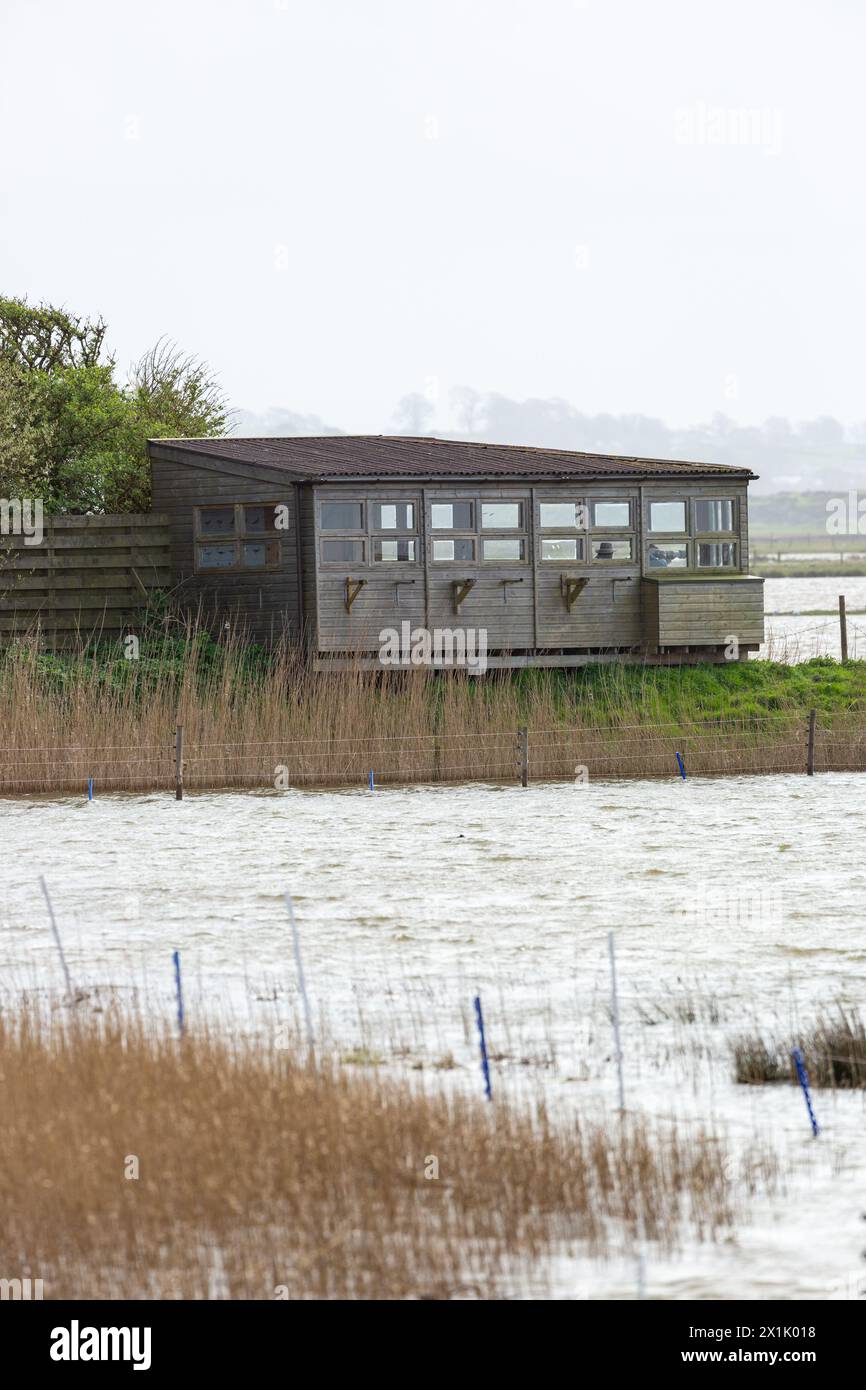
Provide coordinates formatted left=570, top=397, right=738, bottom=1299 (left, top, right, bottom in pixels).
left=0, top=513, right=171, bottom=646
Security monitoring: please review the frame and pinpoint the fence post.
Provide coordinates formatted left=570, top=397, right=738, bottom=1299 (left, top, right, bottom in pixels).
left=839, top=594, right=848, bottom=662
left=175, top=723, right=184, bottom=800
left=807, top=708, right=816, bottom=776
left=517, top=726, right=528, bottom=787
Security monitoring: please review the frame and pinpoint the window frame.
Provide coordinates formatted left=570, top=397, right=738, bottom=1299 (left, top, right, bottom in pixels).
left=540, top=536, right=586, bottom=564
left=696, top=539, right=738, bottom=570
left=194, top=503, right=286, bottom=574
left=645, top=538, right=691, bottom=571
left=692, top=496, right=738, bottom=536
left=320, top=536, right=367, bottom=566
left=589, top=536, right=635, bottom=564
left=319, top=499, right=366, bottom=534
left=590, top=498, right=632, bottom=530
left=648, top=499, right=688, bottom=535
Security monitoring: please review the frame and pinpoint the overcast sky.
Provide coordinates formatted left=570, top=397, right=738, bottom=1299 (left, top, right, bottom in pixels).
left=3, top=0, right=865, bottom=434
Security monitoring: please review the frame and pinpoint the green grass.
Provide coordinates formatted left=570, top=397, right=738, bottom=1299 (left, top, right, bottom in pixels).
left=507, top=658, right=866, bottom=726
left=752, top=560, right=866, bottom=578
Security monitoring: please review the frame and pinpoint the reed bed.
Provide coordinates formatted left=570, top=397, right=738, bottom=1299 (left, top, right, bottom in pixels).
left=0, top=1001, right=771, bottom=1300
left=0, top=623, right=863, bottom=795
left=733, top=1004, right=866, bottom=1089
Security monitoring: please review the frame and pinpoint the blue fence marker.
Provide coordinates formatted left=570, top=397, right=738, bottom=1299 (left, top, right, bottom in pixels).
left=675, top=751, right=686, bottom=780
left=173, top=949, right=185, bottom=1038
left=473, top=994, right=492, bottom=1101
left=791, top=1047, right=819, bottom=1137
left=369, top=769, right=375, bottom=790
left=87, top=777, right=94, bottom=800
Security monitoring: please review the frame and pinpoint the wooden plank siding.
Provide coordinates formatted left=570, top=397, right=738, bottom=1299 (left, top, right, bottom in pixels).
left=150, top=451, right=301, bottom=644
left=643, top=577, right=765, bottom=646
left=0, top=514, right=171, bottom=645
left=145, top=440, right=764, bottom=666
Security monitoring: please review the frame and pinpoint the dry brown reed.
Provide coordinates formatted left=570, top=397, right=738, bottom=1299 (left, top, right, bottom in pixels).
left=0, top=623, right=862, bottom=795
left=733, top=1004, right=866, bottom=1089
left=0, top=1002, right=763, bottom=1299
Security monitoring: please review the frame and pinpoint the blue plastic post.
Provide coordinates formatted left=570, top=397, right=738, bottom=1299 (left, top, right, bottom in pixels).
left=369, top=769, right=375, bottom=790
left=87, top=777, right=93, bottom=800
left=675, top=751, right=686, bottom=780
left=173, top=949, right=185, bottom=1039
left=473, top=994, right=492, bottom=1101
left=791, top=1047, right=819, bottom=1137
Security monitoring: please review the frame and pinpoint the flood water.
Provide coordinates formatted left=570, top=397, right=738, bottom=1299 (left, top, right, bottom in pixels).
left=761, top=576, right=866, bottom=661
left=5, top=773, right=866, bottom=1299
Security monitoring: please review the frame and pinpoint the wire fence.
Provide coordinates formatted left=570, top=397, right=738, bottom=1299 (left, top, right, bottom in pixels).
left=0, top=710, right=864, bottom=794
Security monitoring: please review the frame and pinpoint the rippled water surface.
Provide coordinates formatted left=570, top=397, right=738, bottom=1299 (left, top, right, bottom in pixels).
left=4, top=774, right=865, bottom=1299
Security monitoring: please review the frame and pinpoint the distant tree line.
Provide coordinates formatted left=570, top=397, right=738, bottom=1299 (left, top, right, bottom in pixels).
left=392, top=389, right=866, bottom=493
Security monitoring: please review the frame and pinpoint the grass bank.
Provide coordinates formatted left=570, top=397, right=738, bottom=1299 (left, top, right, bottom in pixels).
left=0, top=1003, right=767, bottom=1298
left=1, top=624, right=865, bottom=793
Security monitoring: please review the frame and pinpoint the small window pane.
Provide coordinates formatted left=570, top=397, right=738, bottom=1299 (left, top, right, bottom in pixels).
left=322, top=538, right=364, bottom=562
left=242, top=541, right=279, bottom=567
left=591, top=539, right=633, bottom=562
left=373, top=538, right=417, bottom=562
left=198, top=506, right=235, bottom=535
left=539, top=502, right=580, bottom=528
left=649, top=501, right=686, bottom=532
left=695, top=499, right=735, bottom=532
left=647, top=542, right=688, bottom=568
left=431, top=502, right=474, bottom=529
left=481, top=502, right=521, bottom=529
left=541, top=537, right=582, bottom=561
left=698, top=541, right=737, bottom=568
left=373, top=502, right=415, bottom=530
left=198, top=542, right=237, bottom=569
left=482, top=538, right=525, bottom=560
left=244, top=505, right=281, bottom=533
left=321, top=502, right=363, bottom=531
left=592, top=501, right=630, bottom=528
left=433, top=537, right=475, bottom=561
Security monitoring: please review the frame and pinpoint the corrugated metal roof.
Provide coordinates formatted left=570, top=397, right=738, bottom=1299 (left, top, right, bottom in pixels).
left=148, top=435, right=754, bottom=481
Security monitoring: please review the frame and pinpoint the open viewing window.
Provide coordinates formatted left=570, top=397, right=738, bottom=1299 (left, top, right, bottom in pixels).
left=195, top=504, right=286, bottom=573
left=649, top=500, right=687, bottom=533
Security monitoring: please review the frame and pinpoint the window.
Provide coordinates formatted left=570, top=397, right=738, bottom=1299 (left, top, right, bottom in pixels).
left=198, top=543, right=237, bottom=569
left=481, top=502, right=522, bottom=529
left=649, top=501, right=686, bottom=533
left=695, top=498, right=735, bottom=532
left=697, top=541, right=737, bottom=568
left=198, top=506, right=235, bottom=536
left=482, top=538, right=525, bottom=561
left=539, top=501, right=583, bottom=528
left=647, top=541, right=688, bottom=569
left=195, top=504, right=285, bottom=573
left=244, top=504, right=280, bottom=533
left=431, top=501, right=474, bottom=529
left=373, top=502, right=415, bottom=530
left=373, top=538, right=417, bottom=563
left=433, top=537, right=475, bottom=562
left=592, top=500, right=630, bottom=528
left=591, top=539, right=633, bottom=562
left=321, top=501, right=364, bottom=531
left=243, top=541, right=280, bottom=567
left=321, top=538, right=365, bottom=563
left=541, top=537, right=584, bottom=561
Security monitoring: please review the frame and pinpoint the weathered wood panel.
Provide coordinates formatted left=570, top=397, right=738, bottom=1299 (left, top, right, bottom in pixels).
left=0, top=514, right=171, bottom=646
left=150, top=453, right=301, bottom=644
left=643, top=577, right=764, bottom=646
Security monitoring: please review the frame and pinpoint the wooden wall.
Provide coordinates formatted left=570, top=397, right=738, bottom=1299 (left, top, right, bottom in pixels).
left=643, top=577, right=764, bottom=647
left=151, top=448, right=302, bottom=644
left=0, top=514, right=170, bottom=646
